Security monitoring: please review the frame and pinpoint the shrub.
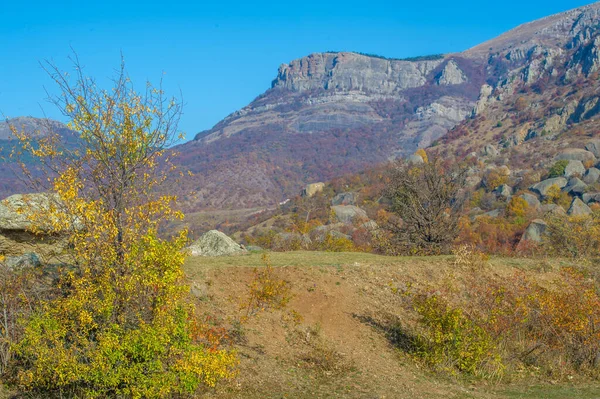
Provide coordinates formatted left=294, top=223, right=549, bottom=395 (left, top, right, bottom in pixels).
left=548, top=160, right=569, bottom=178
left=506, top=196, right=529, bottom=219
left=0, top=257, right=44, bottom=377
left=384, top=158, right=468, bottom=254
left=411, top=293, right=503, bottom=378
left=484, top=167, right=510, bottom=190
left=544, top=212, right=600, bottom=259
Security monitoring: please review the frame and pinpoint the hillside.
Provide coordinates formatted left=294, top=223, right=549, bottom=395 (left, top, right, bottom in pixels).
left=4, top=3, right=600, bottom=218
left=169, top=2, right=600, bottom=210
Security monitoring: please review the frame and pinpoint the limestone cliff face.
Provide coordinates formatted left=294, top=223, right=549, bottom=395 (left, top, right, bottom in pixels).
left=194, top=53, right=480, bottom=147
left=272, top=52, right=443, bottom=93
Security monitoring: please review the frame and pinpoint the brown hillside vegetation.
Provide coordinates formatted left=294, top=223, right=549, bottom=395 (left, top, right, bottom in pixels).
left=182, top=252, right=600, bottom=399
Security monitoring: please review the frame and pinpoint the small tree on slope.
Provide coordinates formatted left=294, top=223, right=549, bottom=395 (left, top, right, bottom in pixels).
left=383, top=158, right=468, bottom=255
left=8, top=57, right=236, bottom=398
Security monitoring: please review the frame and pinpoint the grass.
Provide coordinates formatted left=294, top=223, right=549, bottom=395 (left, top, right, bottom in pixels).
left=185, top=250, right=450, bottom=269
left=501, top=384, right=600, bottom=398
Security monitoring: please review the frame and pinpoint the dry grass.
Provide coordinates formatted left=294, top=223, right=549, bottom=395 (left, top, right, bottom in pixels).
left=183, top=251, right=595, bottom=399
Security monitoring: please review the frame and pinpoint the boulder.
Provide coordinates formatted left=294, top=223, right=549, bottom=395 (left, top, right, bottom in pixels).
left=563, top=160, right=585, bottom=178
left=331, top=192, right=359, bottom=206
left=519, top=193, right=541, bottom=210
left=583, top=192, right=600, bottom=204
left=474, top=209, right=502, bottom=219
left=331, top=205, right=368, bottom=224
left=407, top=154, right=424, bottom=164
left=583, top=167, right=600, bottom=185
left=0, top=193, right=69, bottom=258
left=302, top=182, right=325, bottom=197
left=585, top=139, right=600, bottom=158
left=494, top=184, right=513, bottom=199
left=554, top=148, right=597, bottom=163
left=0, top=193, right=59, bottom=231
left=188, top=230, right=248, bottom=257
left=520, top=219, right=548, bottom=243
left=530, top=177, right=568, bottom=198
left=540, top=203, right=566, bottom=217
left=568, top=197, right=592, bottom=216
left=465, top=175, right=483, bottom=188
left=563, top=177, right=587, bottom=196
left=482, top=144, right=499, bottom=157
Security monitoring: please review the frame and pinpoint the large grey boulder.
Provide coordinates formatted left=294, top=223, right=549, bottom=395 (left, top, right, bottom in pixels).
left=520, top=219, right=548, bottom=243
left=530, top=177, right=568, bottom=198
left=568, top=198, right=592, bottom=216
left=563, top=177, right=587, bottom=196
left=188, top=230, right=248, bottom=257
left=331, top=205, right=368, bottom=224
left=519, top=193, right=541, bottom=210
left=481, top=143, right=499, bottom=157
left=302, top=182, right=325, bottom=198
left=0, top=193, right=59, bottom=231
left=331, top=192, right=359, bottom=206
left=563, top=160, right=585, bottom=178
left=583, top=192, right=600, bottom=204
left=554, top=148, right=597, bottom=163
left=583, top=168, right=600, bottom=184
left=585, top=139, right=600, bottom=158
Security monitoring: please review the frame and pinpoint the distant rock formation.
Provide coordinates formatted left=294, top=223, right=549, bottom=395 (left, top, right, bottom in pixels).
left=188, top=230, right=248, bottom=257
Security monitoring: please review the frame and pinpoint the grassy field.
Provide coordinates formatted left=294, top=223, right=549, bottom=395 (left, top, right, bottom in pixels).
left=2, top=252, right=597, bottom=398
left=183, top=251, right=599, bottom=399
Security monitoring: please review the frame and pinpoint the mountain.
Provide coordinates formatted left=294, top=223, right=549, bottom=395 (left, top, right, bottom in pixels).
left=435, top=2, right=600, bottom=166
left=171, top=2, right=600, bottom=210
left=0, top=117, right=76, bottom=198
left=4, top=3, right=600, bottom=214
left=173, top=52, right=485, bottom=209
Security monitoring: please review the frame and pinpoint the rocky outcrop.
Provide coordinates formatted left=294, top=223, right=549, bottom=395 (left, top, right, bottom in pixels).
left=188, top=230, right=248, bottom=257
left=563, top=177, right=587, bottom=196
left=585, top=139, right=600, bottom=158
left=436, top=60, right=468, bottom=85
left=520, top=219, right=548, bottom=244
left=563, top=160, right=585, bottom=178
left=583, top=167, right=600, bottom=184
left=331, top=192, right=359, bottom=206
left=567, top=197, right=592, bottom=216
left=530, top=177, right=568, bottom=198
left=302, top=183, right=325, bottom=198
left=0, top=194, right=67, bottom=258
left=331, top=205, right=368, bottom=224
left=555, top=149, right=597, bottom=163
left=272, top=52, right=443, bottom=93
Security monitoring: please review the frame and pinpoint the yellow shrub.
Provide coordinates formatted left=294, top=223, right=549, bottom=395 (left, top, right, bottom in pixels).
left=506, top=196, right=529, bottom=218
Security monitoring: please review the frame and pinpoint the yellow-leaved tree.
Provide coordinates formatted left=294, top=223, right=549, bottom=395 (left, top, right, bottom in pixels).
left=8, top=57, right=236, bottom=398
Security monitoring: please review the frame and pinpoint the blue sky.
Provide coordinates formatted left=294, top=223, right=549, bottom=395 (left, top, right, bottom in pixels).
left=0, top=0, right=593, bottom=140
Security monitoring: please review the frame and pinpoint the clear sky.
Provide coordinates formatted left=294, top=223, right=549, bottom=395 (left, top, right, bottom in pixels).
left=0, top=0, right=594, bottom=140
